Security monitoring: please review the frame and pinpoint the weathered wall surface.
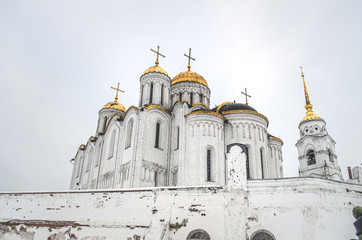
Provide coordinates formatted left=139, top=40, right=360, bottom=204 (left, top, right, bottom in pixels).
left=1, top=178, right=361, bottom=240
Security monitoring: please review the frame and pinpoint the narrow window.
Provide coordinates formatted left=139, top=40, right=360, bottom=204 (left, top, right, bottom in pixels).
left=125, top=119, right=133, bottom=148
left=176, top=126, right=180, bottom=150
left=328, top=149, right=334, bottom=163
left=154, top=171, right=158, bottom=187
left=190, top=92, right=193, bottom=105
left=161, top=84, right=164, bottom=105
left=199, top=93, right=203, bottom=103
left=179, top=92, right=182, bottom=101
left=171, top=94, right=173, bottom=105
left=140, top=85, right=144, bottom=106
left=245, top=146, right=250, bottom=180
left=307, top=150, right=316, bottom=165
left=150, top=83, right=154, bottom=103
left=207, top=149, right=211, bottom=181
left=260, top=149, right=264, bottom=179
left=102, top=116, right=108, bottom=133
left=155, top=122, right=160, bottom=148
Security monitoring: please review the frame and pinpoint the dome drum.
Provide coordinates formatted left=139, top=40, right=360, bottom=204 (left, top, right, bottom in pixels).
left=170, top=82, right=210, bottom=107
left=139, top=67, right=171, bottom=108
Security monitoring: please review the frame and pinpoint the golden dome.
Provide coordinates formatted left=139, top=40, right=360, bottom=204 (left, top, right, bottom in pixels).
left=171, top=70, right=208, bottom=87
left=300, top=104, right=322, bottom=124
left=142, top=65, right=168, bottom=76
left=101, top=101, right=126, bottom=112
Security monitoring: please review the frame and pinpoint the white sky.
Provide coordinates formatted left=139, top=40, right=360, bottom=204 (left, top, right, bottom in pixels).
left=0, top=0, right=361, bottom=191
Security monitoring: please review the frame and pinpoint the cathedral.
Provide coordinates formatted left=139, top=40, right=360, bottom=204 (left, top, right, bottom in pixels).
left=69, top=47, right=345, bottom=191
left=1, top=47, right=362, bottom=240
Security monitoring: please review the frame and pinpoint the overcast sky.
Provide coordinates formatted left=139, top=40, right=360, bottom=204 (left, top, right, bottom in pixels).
left=0, top=0, right=361, bottom=191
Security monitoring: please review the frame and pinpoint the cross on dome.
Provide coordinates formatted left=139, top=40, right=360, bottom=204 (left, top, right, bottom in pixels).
left=241, top=88, right=251, bottom=105
left=150, top=45, right=166, bottom=66
left=110, top=82, right=125, bottom=102
left=184, top=48, right=195, bottom=71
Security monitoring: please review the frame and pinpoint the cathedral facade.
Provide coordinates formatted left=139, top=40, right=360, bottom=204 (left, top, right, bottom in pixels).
left=70, top=48, right=285, bottom=191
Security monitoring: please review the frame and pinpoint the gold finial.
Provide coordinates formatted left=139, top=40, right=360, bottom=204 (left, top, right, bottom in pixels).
left=184, top=48, right=195, bottom=71
left=110, top=82, right=125, bottom=102
left=150, top=45, right=165, bottom=66
left=300, top=66, right=310, bottom=105
left=299, top=66, right=313, bottom=115
left=241, top=88, right=251, bottom=105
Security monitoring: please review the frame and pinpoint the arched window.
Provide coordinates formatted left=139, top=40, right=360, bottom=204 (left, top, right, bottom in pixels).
left=108, top=130, right=116, bottom=158
left=207, top=149, right=211, bottom=181
left=328, top=149, right=334, bottom=163
left=171, top=94, right=173, bottom=105
left=307, top=149, right=316, bottom=165
left=161, top=84, right=164, bottom=105
left=246, top=146, right=250, bottom=180
left=140, top=85, right=144, bottom=106
left=155, top=122, right=161, bottom=148
left=187, top=229, right=210, bottom=240
left=206, top=147, right=214, bottom=181
left=154, top=170, right=158, bottom=187
left=125, top=119, right=133, bottom=149
left=179, top=92, right=182, bottom=101
left=101, top=116, right=108, bottom=133
left=199, top=93, right=203, bottom=103
left=176, top=126, right=180, bottom=150
left=251, top=230, right=275, bottom=240
left=260, top=148, right=264, bottom=179
left=150, top=83, right=154, bottom=103
left=190, top=92, right=194, bottom=105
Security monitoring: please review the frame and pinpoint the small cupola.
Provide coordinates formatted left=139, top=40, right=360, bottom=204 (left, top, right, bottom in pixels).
left=139, top=45, right=171, bottom=108
left=170, top=48, right=211, bottom=107
left=96, top=83, right=126, bottom=135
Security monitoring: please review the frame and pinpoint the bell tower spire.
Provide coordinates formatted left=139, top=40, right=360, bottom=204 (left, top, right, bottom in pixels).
left=300, top=66, right=315, bottom=118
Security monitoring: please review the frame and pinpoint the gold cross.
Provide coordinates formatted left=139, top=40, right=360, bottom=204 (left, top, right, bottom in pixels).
left=110, top=82, right=125, bottom=102
left=184, top=48, right=195, bottom=71
left=150, top=45, right=165, bottom=66
left=241, top=88, right=251, bottom=105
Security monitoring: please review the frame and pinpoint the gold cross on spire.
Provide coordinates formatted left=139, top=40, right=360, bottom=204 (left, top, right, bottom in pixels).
left=300, top=66, right=311, bottom=106
left=241, top=88, right=251, bottom=105
left=110, top=82, right=125, bottom=102
left=184, top=48, right=195, bottom=71
left=150, top=45, right=165, bottom=66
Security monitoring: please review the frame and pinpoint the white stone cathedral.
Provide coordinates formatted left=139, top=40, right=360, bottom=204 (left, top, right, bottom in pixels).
left=2, top=47, right=362, bottom=240
left=69, top=48, right=346, bottom=191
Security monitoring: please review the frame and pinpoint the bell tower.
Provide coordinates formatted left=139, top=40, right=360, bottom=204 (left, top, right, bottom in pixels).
left=295, top=67, right=343, bottom=181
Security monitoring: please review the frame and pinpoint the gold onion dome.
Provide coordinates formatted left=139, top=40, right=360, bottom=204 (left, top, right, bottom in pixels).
left=101, top=101, right=126, bottom=112
left=300, top=107, right=322, bottom=124
left=171, top=70, right=209, bottom=87
left=142, top=65, right=169, bottom=77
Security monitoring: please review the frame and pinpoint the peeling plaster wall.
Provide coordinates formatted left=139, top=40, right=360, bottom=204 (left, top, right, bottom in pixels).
left=1, top=178, right=361, bottom=240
